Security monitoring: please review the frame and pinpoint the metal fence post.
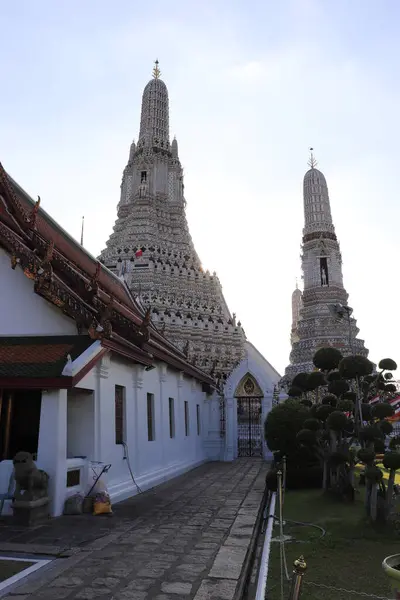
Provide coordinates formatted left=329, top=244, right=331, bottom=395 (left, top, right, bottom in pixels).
left=287, top=556, right=307, bottom=600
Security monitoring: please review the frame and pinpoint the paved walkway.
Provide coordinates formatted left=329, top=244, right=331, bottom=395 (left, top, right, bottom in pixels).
left=1, top=459, right=267, bottom=600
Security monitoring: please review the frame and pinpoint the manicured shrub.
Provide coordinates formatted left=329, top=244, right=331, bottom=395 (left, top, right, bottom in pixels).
left=337, top=399, right=354, bottom=412
left=383, top=452, right=400, bottom=471
left=300, top=399, right=313, bottom=408
left=313, top=348, right=343, bottom=371
left=389, top=437, right=400, bottom=451
left=357, top=448, right=376, bottom=464
left=292, top=372, right=309, bottom=390
left=372, top=403, right=395, bottom=420
left=359, top=425, right=382, bottom=443
left=264, top=400, right=309, bottom=456
left=321, top=394, right=337, bottom=406
left=379, top=358, right=397, bottom=371
left=329, top=450, right=350, bottom=466
left=338, top=355, right=374, bottom=379
left=365, top=465, right=383, bottom=483
left=306, top=371, right=327, bottom=390
left=385, top=383, right=397, bottom=393
left=265, top=468, right=278, bottom=492
left=328, top=379, right=350, bottom=396
left=304, top=418, right=322, bottom=431
left=316, top=404, right=335, bottom=421
left=326, top=411, right=348, bottom=431
left=379, top=421, right=393, bottom=435
left=374, top=439, right=386, bottom=454
left=296, top=428, right=317, bottom=445
left=288, top=386, right=303, bottom=398
left=327, top=370, right=341, bottom=382
left=285, top=464, right=323, bottom=490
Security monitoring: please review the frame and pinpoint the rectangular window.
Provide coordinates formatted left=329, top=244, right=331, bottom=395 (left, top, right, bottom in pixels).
left=115, top=385, right=125, bottom=445
left=169, top=398, right=175, bottom=439
left=147, top=393, right=155, bottom=441
left=196, top=404, right=201, bottom=435
left=184, top=401, right=189, bottom=436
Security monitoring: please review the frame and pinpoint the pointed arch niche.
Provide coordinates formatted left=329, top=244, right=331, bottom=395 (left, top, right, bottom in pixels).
left=235, top=373, right=263, bottom=457
left=234, top=373, right=263, bottom=398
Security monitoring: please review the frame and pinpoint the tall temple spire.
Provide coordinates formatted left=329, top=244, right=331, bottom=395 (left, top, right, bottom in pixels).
left=303, top=157, right=334, bottom=237
left=138, top=61, right=169, bottom=147
left=100, top=68, right=246, bottom=382
left=283, top=157, right=368, bottom=382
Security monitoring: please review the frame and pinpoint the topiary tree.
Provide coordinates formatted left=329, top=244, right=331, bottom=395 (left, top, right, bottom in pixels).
left=313, top=347, right=343, bottom=373
left=286, top=347, right=399, bottom=516
left=264, top=399, right=310, bottom=458
left=383, top=452, right=400, bottom=518
left=264, top=399, right=322, bottom=489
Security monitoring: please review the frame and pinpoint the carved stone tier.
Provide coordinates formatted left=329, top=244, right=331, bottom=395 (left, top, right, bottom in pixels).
left=100, top=67, right=245, bottom=384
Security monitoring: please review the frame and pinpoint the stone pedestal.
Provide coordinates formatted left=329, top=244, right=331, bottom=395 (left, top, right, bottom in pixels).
left=12, top=497, right=50, bottom=527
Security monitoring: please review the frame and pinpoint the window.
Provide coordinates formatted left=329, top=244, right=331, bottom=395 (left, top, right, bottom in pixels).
left=184, top=401, right=189, bottom=436
left=169, top=398, right=175, bottom=438
left=147, top=393, right=155, bottom=441
left=115, top=385, right=125, bottom=444
left=196, top=404, right=201, bottom=436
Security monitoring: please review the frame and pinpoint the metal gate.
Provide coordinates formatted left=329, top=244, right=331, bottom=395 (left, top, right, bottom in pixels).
left=237, top=396, right=263, bottom=457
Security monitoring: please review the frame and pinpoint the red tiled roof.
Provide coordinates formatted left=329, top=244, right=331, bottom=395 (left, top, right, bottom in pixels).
left=0, top=343, right=73, bottom=364
left=0, top=336, right=94, bottom=378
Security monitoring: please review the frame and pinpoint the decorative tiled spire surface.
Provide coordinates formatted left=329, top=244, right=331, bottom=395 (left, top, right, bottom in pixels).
left=283, top=154, right=369, bottom=382
left=100, top=64, right=245, bottom=384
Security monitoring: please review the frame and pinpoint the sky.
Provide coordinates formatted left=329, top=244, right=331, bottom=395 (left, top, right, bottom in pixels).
left=1, top=0, right=399, bottom=378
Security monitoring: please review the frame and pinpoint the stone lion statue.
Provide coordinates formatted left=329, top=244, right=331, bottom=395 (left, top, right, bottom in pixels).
left=13, top=452, right=49, bottom=502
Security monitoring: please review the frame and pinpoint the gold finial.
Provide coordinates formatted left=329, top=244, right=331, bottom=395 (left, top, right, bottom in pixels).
left=293, top=556, right=307, bottom=574
left=153, top=59, right=161, bottom=79
left=308, top=147, right=317, bottom=169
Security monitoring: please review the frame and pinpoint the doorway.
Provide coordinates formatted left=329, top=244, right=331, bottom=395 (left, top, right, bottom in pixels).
left=0, top=390, right=41, bottom=461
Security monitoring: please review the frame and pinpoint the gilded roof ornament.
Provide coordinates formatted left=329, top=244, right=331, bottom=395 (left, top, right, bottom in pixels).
left=308, top=147, right=318, bottom=169
left=152, top=59, right=161, bottom=79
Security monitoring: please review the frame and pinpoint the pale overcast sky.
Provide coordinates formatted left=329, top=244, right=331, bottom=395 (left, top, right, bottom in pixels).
left=1, top=0, right=399, bottom=377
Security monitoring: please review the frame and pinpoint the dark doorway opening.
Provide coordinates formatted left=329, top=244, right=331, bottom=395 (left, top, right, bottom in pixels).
left=320, top=257, right=329, bottom=287
left=0, top=390, right=41, bottom=461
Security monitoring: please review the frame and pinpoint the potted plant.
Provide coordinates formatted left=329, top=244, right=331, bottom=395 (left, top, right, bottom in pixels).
left=382, top=554, right=400, bottom=598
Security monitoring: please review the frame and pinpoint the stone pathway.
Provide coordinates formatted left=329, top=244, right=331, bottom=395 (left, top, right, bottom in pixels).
left=1, top=459, right=267, bottom=600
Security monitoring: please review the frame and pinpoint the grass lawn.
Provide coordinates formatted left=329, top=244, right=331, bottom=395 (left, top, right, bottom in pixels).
left=267, top=484, right=400, bottom=600
left=0, top=559, right=35, bottom=583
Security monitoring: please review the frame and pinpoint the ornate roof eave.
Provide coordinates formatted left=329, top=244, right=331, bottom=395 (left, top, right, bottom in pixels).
left=146, top=336, right=215, bottom=386
left=0, top=166, right=216, bottom=381
left=0, top=214, right=151, bottom=349
left=0, top=162, right=33, bottom=234
left=1, top=165, right=142, bottom=314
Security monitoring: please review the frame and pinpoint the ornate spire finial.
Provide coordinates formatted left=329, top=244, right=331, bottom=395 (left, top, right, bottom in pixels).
left=308, top=147, right=317, bottom=169
left=295, top=277, right=298, bottom=290
left=153, top=59, right=161, bottom=79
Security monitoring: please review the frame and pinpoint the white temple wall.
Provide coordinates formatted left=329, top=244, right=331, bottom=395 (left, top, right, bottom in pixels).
left=85, top=355, right=209, bottom=506
left=0, top=248, right=77, bottom=335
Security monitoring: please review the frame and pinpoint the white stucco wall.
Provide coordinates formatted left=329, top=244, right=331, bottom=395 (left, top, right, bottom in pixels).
left=67, top=391, right=95, bottom=460
left=90, top=355, right=209, bottom=504
left=0, top=248, right=77, bottom=335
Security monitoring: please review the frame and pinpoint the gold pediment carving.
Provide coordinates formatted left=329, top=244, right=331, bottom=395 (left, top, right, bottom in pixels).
left=235, top=373, right=263, bottom=397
